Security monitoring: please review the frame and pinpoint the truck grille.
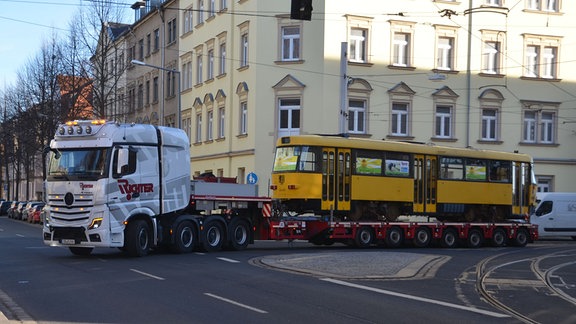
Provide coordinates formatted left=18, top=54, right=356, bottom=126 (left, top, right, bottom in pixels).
left=48, top=193, right=93, bottom=221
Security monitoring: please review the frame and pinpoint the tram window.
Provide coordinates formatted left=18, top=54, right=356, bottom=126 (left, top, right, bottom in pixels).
left=440, top=157, right=463, bottom=180
left=385, top=152, right=410, bottom=177
left=465, top=159, right=487, bottom=181
left=273, top=146, right=320, bottom=172
left=489, top=160, right=511, bottom=182
left=354, top=150, right=382, bottom=175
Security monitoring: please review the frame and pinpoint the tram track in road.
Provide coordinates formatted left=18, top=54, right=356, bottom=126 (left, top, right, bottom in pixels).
left=473, top=246, right=576, bottom=324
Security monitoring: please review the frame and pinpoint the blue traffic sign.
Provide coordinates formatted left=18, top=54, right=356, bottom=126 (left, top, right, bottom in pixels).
left=247, top=172, right=258, bottom=184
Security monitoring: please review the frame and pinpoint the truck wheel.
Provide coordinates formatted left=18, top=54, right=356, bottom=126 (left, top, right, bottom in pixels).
left=202, top=220, right=224, bottom=252
left=512, top=229, right=528, bottom=247
left=69, top=247, right=93, bottom=256
left=355, top=226, right=374, bottom=248
left=171, top=221, right=196, bottom=253
left=125, top=220, right=150, bottom=257
left=440, top=228, right=458, bottom=248
left=413, top=227, right=432, bottom=248
left=466, top=229, right=484, bottom=248
left=228, top=219, right=250, bottom=251
left=385, top=226, right=404, bottom=248
left=491, top=228, right=507, bottom=247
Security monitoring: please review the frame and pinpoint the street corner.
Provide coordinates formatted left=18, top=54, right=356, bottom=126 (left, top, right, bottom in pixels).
left=251, top=251, right=451, bottom=280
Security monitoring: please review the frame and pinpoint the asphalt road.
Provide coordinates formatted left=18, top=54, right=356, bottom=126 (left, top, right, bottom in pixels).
left=1, top=216, right=574, bottom=324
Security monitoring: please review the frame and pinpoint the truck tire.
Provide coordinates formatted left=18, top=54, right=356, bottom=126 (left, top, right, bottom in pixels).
left=466, top=229, right=484, bottom=248
left=355, top=226, right=374, bottom=248
left=69, top=247, right=93, bottom=256
left=511, top=228, right=529, bottom=247
left=171, top=221, right=196, bottom=253
left=125, top=220, right=150, bottom=257
left=440, top=228, right=458, bottom=248
left=491, top=228, right=507, bottom=247
left=385, top=226, right=404, bottom=248
left=228, top=219, right=250, bottom=251
left=413, top=227, right=432, bottom=248
left=202, top=220, right=224, bottom=252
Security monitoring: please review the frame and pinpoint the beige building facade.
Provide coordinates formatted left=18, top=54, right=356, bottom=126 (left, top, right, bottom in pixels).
left=119, top=0, right=576, bottom=195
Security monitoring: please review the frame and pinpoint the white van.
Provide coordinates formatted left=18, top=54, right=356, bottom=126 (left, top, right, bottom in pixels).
left=531, top=192, right=576, bottom=240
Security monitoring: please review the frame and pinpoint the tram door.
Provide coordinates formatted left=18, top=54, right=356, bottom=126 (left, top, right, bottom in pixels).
left=321, top=148, right=351, bottom=212
left=414, top=155, right=437, bottom=213
left=512, top=161, right=533, bottom=216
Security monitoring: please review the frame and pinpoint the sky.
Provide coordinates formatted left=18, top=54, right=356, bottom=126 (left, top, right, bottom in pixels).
left=0, top=0, right=130, bottom=88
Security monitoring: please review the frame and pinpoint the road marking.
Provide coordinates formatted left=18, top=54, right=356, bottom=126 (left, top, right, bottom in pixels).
left=16, top=234, right=24, bottom=237
left=217, top=257, right=240, bottom=263
left=130, top=269, right=165, bottom=281
left=204, top=293, right=268, bottom=314
left=321, top=278, right=509, bottom=318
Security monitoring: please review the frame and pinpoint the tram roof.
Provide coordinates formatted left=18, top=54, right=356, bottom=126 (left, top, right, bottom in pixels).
left=276, top=135, right=532, bottom=162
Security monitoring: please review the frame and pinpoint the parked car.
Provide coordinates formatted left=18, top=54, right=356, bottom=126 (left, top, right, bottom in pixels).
left=14, top=202, right=28, bottom=220
left=21, top=201, right=43, bottom=222
left=531, top=192, right=576, bottom=240
left=7, top=201, right=21, bottom=219
left=28, top=203, right=46, bottom=224
left=0, top=200, right=13, bottom=216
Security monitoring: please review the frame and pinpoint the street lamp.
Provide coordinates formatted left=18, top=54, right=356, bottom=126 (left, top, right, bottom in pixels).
left=131, top=59, right=181, bottom=129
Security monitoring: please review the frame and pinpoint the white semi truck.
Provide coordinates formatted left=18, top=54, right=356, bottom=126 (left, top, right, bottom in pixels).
left=43, top=120, right=270, bottom=256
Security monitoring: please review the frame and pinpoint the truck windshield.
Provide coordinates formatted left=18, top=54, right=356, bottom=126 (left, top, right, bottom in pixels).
left=273, top=146, right=321, bottom=172
left=47, top=148, right=110, bottom=181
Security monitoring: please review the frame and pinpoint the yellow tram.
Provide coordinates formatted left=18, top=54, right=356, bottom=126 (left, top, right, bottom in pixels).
left=270, top=135, right=536, bottom=222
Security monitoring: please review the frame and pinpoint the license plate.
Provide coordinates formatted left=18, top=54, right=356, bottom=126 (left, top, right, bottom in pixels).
left=60, top=239, right=76, bottom=245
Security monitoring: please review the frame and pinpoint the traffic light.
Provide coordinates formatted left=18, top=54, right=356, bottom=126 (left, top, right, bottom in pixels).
left=290, top=0, right=313, bottom=21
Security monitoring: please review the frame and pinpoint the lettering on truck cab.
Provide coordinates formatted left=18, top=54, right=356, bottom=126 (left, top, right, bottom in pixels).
left=117, top=179, right=154, bottom=200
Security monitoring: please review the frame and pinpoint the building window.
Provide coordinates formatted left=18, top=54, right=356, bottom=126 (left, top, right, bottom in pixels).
left=220, top=0, right=227, bottom=10
left=153, top=76, right=159, bottom=103
left=437, top=37, right=454, bottom=70
left=219, top=43, right=226, bottom=75
left=166, top=71, right=176, bottom=97
left=195, top=113, right=202, bottom=143
left=196, top=54, right=203, bottom=84
left=523, top=35, right=560, bottom=79
left=536, top=176, right=553, bottom=193
left=209, top=0, right=215, bottom=17
left=485, top=0, right=502, bottom=5
left=207, top=110, right=213, bottom=141
left=522, top=107, right=556, bottom=144
left=145, top=80, right=150, bottom=105
left=281, top=26, right=300, bottom=61
left=527, top=0, right=559, bottom=12
left=218, top=107, right=225, bottom=138
left=153, top=28, right=160, bottom=51
left=348, top=99, right=366, bottom=134
left=240, top=33, right=249, bottom=67
left=207, top=49, right=214, bottom=79
left=391, top=103, right=409, bottom=136
left=482, top=41, right=501, bottom=74
left=137, top=83, right=143, bottom=109
left=481, top=109, right=498, bottom=140
left=146, top=34, right=151, bottom=56
left=138, top=39, right=144, bottom=60
left=198, top=0, right=204, bottom=24
left=349, top=28, right=367, bottom=63
left=392, top=32, right=410, bottom=67
left=278, top=98, right=301, bottom=137
left=182, top=61, right=192, bottom=90
left=184, top=9, right=193, bottom=34
left=435, top=105, right=453, bottom=138
left=240, top=101, right=248, bottom=135
left=167, top=18, right=177, bottom=44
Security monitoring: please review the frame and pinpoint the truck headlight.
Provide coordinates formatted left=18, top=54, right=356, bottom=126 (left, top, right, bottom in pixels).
left=89, top=217, right=103, bottom=230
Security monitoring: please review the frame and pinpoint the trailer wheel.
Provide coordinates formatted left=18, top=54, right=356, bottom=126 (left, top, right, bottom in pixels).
left=202, top=220, right=224, bottom=252
left=385, top=226, right=404, bottom=248
left=69, top=247, right=93, bottom=256
left=171, top=221, right=197, bottom=253
left=125, top=219, right=150, bottom=257
left=511, top=228, right=529, bottom=247
left=440, top=228, right=458, bottom=248
left=491, top=228, right=507, bottom=247
left=466, top=229, right=484, bottom=248
left=355, top=226, right=374, bottom=248
left=413, top=227, right=432, bottom=248
left=228, top=219, right=250, bottom=251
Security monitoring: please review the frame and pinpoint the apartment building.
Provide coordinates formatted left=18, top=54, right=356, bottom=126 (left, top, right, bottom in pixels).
left=115, top=0, right=575, bottom=195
